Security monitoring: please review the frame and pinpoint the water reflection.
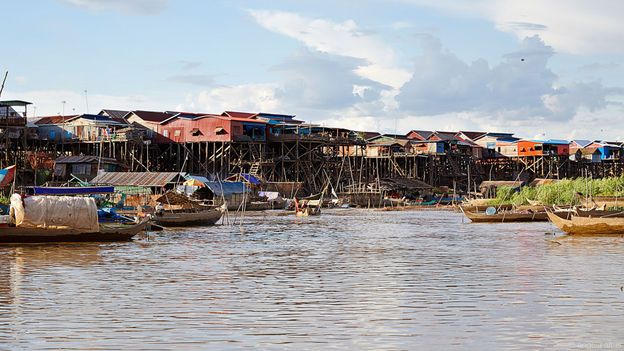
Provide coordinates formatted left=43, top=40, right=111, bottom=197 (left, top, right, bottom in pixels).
left=0, top=210, right=623, bottom=349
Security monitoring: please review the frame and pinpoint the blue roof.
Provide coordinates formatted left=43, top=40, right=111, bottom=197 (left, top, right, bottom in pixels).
left=532, top=139, right=569, bottom=145
left=546, top=139, right=570, bottom=145
left=203, top=181, right=248, bottom=196
left=32, top=186, right=115, bottom=195
left=80, top=114, right=123, bottom=123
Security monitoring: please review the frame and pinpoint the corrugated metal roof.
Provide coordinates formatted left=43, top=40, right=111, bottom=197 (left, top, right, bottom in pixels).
left=55, top=155, right=119, bottom=164
left=91, top=172, right=181, bottom=186
left=0, top=100, right=32, bottom=106
left=35, top=115, right=79, bottom=125
left=131, top=110, right=173, bottom=123
left=99, top=109, right=129, bottom=120
left=222, top=111, right=258, bottom=119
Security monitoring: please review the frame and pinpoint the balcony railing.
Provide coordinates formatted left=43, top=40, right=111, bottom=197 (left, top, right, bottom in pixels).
left=0, top=117, right=26, bottom=127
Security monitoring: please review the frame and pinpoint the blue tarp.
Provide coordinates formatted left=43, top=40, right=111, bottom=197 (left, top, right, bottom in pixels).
left=226, top=173, right=261, bottom=185
left=98, top=208, right=132, bottom=223
left=32, top=186, right=115, bottom=195
left=240, top=173, right=261, bottom=185
left=203, top=181, right=248, bottom=196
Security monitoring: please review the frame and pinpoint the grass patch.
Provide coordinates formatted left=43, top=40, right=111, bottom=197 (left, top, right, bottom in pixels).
left=488, top=176, right=624, bottom=206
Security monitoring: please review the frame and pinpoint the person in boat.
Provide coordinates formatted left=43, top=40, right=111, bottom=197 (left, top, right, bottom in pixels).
left=155, top=202, right=164, bottom=216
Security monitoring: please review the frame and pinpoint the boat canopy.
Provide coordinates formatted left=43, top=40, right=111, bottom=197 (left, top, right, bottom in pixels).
left=10, top=194, right=99, bottom=232
left=31, top=186, right=114, bottom=195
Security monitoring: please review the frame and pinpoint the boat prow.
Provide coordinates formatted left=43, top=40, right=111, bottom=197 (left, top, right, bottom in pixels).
left=546, top=210, right=624, bottom=235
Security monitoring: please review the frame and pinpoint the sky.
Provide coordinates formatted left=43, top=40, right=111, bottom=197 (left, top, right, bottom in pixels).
left=2, top=0, right=624, bottom=140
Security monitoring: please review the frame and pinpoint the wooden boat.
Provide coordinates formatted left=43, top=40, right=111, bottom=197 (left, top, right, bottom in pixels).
left=460, top=206, right=548, bottom=223
left=154, top=208, right=222, bottom=226
left=4, top=193, right=150, bottom=243
left=295, top=193, right=322, bottom=217
left=154, top=191, right=223, bottom=226
left=547, top=210, right=624, bottom=235
left=0, top=219, right=149, bottom=243
left=456, top=204, right=513, bottom=213
left=296, top=205, right=321, bottom=216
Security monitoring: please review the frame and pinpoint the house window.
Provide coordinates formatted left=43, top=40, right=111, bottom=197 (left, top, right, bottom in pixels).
left=215, top=127, right=227, bottom=135
left=163, top=130, right=169, bottom=137
left=174, top=130, right=181, bottom=137
left=190, top=128, right=203, bottom=136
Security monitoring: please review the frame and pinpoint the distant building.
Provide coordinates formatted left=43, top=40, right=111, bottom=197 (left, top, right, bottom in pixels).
left=159, top=113, right=268, bottom=143
left=406, top=130, right=433, bottom=141
left=589, top=141, right=623, bottom=161
left=473, top=132, right=519, bottom=158
left=571, top=147, right=601, bottom=163
left=54, top=155, right=123, bottom=180
left=124, top=110, right=175, bottom=142
left=0, top=100, right=32, bottom=140
left=517, top=139, right=569, bottom=157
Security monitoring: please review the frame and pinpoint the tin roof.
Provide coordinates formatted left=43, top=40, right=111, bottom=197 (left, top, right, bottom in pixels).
left=222, top=111, right=258, bottom=119
left=130, top=110, right=173, bottom=123
left=91, top=172, right=182, bottom=187
left=55, top=155, right=119, bottom=164
left=0, top=100, right=32, bottom=106
left=35, top=115, right=80, bottom=125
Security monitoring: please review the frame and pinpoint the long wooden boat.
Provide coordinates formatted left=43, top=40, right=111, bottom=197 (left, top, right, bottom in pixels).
left=0, top=219, right=149, bottom=243
left=547, top=210, right=624, bottom=235
left=460, top=207, right=548, bottom=223
left=154, top=208, right=222, bottom=226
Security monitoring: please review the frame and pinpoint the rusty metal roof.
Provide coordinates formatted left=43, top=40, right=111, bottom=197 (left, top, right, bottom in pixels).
left=55, top=155, right=119, bottom=164
left=91, top=172, right=181, bottom=187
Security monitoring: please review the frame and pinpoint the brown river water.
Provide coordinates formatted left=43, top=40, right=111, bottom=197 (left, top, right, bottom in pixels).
left=1, top=209, right=624, bottom=350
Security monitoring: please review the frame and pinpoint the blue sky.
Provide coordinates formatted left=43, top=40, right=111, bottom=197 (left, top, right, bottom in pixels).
left=3, top=0, right=624, bottom=139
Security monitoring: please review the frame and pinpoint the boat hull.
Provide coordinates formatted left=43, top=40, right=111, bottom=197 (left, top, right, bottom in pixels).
left=462, top=208, right=548, bottom=223
left=0, top=220, right=149, bottom=243
left=155, top=209, right=222, bottom=227
left=295, top=208, right=321, bottom=216
left=547, top=211, right=624, bottom=235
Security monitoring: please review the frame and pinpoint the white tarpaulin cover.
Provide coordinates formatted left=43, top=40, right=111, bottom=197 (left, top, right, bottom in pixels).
left=10, top=194, right=99, bottom=232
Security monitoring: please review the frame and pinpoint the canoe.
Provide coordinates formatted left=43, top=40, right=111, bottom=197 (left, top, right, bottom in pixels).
left=547, top=210, right=624, bottom=235
left=0, top=219, right=149, bottom=243
left=154, top=208, right=222, bottom=226
left=460, top=207, right=548, bottom=223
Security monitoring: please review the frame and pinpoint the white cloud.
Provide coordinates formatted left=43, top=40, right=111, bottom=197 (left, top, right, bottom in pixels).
left=272, top=48, right=389, bottom=110
left=248, top=9, right=411, bottom=88
left=397, top=35, right=622, bottom=121
left=398, top=0, right=624, bottom=54
left=59, top=0, right=168, bottom=15
left=190, top=84, right=282, bottom=113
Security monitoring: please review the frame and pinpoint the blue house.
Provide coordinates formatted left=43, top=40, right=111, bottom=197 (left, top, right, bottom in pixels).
left=592, top=141, right=623, bottom=161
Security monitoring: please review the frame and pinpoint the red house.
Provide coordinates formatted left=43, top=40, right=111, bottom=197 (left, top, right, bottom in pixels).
left=159, top=114, right=268, bottom=143
left=125, top=110, right=174, bottom=143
